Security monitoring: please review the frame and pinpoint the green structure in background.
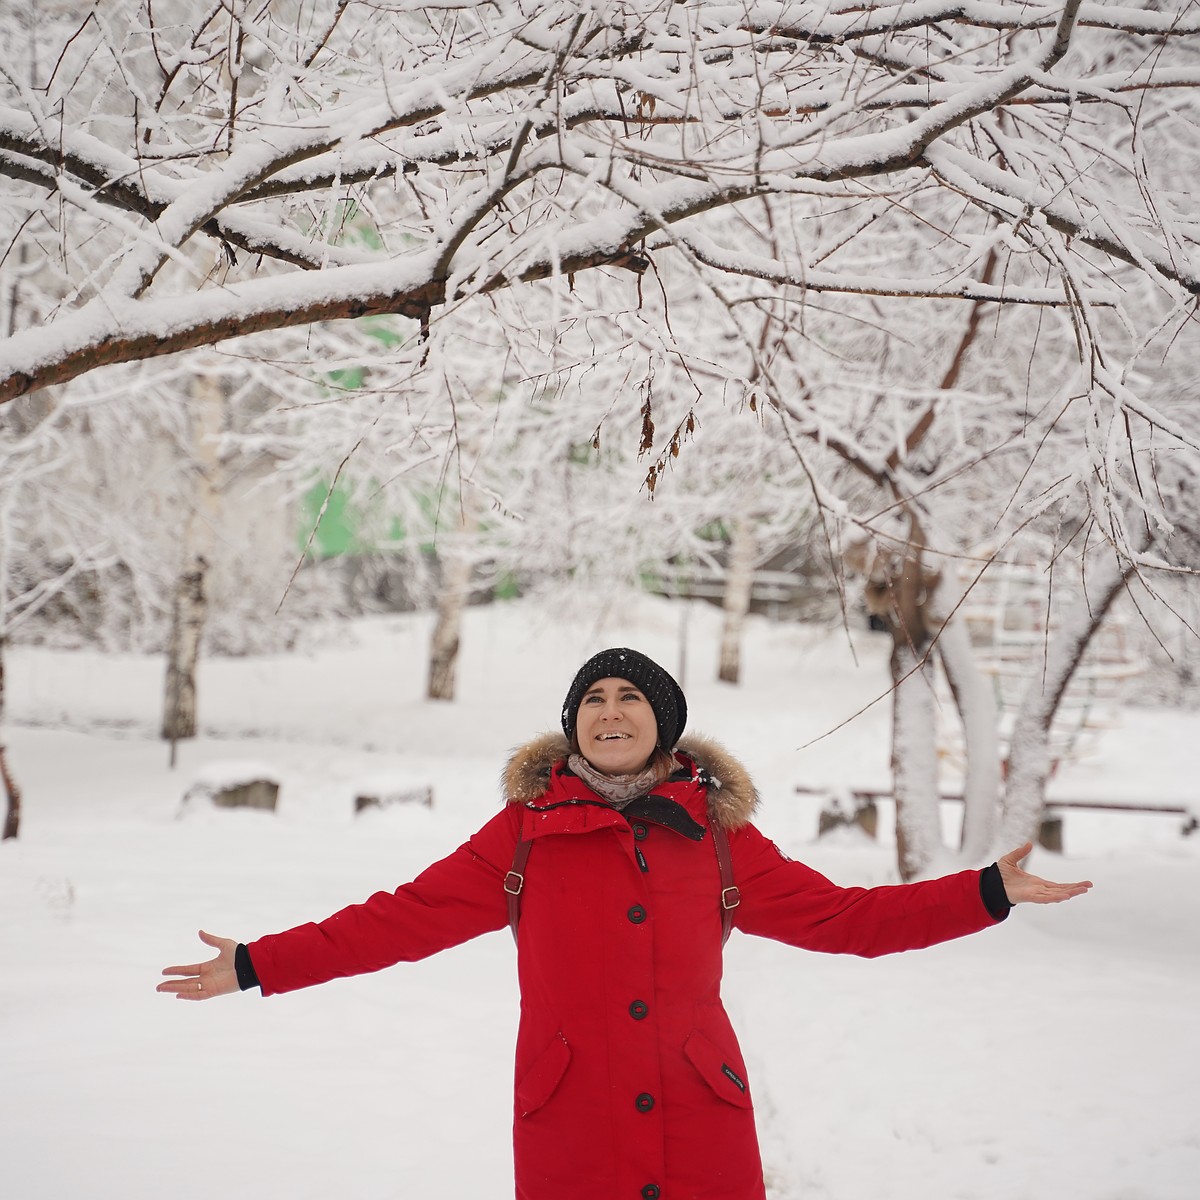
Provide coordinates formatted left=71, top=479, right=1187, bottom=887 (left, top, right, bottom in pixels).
left=298, top=478, right=519, bottom=601
left=299, top=479, right=405, bottom=559
left=297, top=306, right=519, bottom=594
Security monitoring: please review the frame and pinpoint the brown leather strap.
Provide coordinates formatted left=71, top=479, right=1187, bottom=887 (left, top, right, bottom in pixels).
left=712, top=821, right=740, bottom=946
left=506, top=837, right=532, bottom=943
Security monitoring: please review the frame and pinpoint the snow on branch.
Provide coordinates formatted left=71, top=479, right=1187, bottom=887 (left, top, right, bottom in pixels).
left=0, top=0, right=1196, bottom=409
left=926, top=146, right=1200, bottom=296
left=680, top=233, right=1114, bottom=307
left=746, top=1, right=1200, bottom=41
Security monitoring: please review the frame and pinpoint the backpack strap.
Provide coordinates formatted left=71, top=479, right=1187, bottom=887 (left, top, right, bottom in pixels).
left=712, top=820, right=740, bottom=946
left=505, top=820, right=740, bottom=945
left=506, top=835, right=532, bottom=943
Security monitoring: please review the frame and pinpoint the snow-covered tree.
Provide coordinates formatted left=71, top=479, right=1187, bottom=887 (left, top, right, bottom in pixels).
left=2, top=3, right=1196, bottom=443
left=3, top=0, right=1199, bottom=858
left=0, top=381, right=149, bottom=837
left=5, top=1, right=1197, bottom=582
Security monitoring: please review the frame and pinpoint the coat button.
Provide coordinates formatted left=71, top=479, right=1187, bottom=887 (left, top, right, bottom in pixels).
left=632, top=822, right=648, bottom=841
left=627, top=904, right=647, bottom=924
left=629, top=999, right=648, bottom=1020
left=635, top=1092, right=655, bottom=1113
left=641, top=1187, right=661, bottom=1199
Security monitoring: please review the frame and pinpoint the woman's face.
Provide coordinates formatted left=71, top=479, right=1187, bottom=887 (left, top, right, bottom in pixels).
left=574, top=677, right=659, bottom=775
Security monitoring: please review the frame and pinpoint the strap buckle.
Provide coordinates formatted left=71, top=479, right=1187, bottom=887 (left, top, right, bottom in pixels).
left=721, top=885, right=741, bottom=911
left=503, top=871, right=525, bottom=896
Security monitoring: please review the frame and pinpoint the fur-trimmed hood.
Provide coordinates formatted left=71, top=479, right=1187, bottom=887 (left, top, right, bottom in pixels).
left=501, top=732, right=759, bottom=831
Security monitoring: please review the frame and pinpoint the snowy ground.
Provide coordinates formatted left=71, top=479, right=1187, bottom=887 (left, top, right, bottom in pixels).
left=2, top=593, right=1197, bottom=1199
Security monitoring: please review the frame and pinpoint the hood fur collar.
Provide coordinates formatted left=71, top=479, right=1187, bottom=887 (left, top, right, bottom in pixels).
left=501, top=732, right=759, bottom=831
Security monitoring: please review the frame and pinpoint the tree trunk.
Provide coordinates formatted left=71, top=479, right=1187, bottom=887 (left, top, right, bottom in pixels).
left=718, top=516, right=757, bottom=684
left=1000, top=536, right=1147, bottom=848
left=2, top=253, right=23, bottom=837
left=426, top=505, right=478, bottom=702
left=891, top=638, right=942, bottom=880
left=161, top=365, right=223, bottom=749
left=863, top=518, right=944, bottom=879
left=0, top=636, right=21, bottom=840
left=161, top=558, right=208, bottom=743
left=929, top=577, right=1001, bottom=862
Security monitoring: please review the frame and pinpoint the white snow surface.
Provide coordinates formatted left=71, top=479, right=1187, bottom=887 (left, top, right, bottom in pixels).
left=2, top=593, right=1197, bottom=1199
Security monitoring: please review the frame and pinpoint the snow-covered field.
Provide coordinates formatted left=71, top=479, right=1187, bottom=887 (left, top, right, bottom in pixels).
left=2, top=593, right=1197, bottom=1199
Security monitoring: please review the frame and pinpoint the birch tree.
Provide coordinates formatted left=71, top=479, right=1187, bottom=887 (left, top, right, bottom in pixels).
left=717, top=515, right=759, bottom=685
left=161, top=360, right=225, bottom=752
left=425, top=486, right=481, bottom=702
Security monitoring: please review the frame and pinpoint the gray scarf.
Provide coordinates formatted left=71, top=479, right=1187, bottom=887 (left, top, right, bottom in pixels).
left=568, top=752, right=673, bottom=809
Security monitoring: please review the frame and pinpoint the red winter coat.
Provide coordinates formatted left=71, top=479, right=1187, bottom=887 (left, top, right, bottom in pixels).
left=247, top=735, right=1003, bottom=1200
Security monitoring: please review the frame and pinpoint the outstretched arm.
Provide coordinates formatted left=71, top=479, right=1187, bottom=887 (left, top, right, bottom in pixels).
left=730, top=827, right=1092, bottom=958
left=157, top=805, right=523, bottom=999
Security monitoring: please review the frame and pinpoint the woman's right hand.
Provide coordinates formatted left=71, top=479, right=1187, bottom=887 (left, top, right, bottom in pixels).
left=157, top=930, right=241, bottom=1000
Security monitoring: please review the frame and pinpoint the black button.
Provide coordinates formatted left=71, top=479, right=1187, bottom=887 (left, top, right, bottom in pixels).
left=635, top=1092, right=655, bottom=1113
left=627, top=905, right=647, bottom=924
left=629, top=999, right=648, bottom=1020
left=641, top=1187, right=661, bottom=1200
left=632, top=822, right=648, bottom=841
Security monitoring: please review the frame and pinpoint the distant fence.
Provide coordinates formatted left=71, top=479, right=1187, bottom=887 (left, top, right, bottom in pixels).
left=799, top=786, right=1197, bottom=852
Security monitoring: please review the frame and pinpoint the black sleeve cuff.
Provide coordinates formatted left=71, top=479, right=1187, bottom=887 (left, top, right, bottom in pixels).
left=979, top=863, right=1012, bottom=921
left=235, top=943, right=262, bottom=992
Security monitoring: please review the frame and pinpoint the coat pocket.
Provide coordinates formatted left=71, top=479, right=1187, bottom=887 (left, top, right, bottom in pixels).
left=517, top=1032, right=572, bottom=1117
left=683, top=1028, right=753, bottom=1109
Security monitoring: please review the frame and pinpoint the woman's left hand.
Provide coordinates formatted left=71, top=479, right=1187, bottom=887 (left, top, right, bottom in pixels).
left=998, top=842, right=1093, bottom=905
left=157, top=930, right=241, bottom=1000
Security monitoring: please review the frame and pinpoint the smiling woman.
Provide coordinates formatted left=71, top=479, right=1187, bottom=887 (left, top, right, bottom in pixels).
left=159, top=646, right=1092, bottom=1200
left=575, top=679, right=660, bottom=774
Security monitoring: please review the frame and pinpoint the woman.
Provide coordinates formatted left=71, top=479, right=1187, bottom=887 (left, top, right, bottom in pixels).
left=159, top=647, right=1091, bottom=1200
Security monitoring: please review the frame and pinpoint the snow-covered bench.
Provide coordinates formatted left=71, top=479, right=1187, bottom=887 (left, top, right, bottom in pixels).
left=183, top=762, right=281, bottom=812
left=353, top=773, right=434, bottom=814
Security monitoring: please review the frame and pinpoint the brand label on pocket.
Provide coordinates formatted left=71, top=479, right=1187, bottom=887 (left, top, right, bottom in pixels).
left=721, top=1063, right=746, bottom=1092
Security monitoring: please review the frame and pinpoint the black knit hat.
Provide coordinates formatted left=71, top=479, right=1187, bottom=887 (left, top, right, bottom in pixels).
left=561, top=648, right=688, bottom=751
